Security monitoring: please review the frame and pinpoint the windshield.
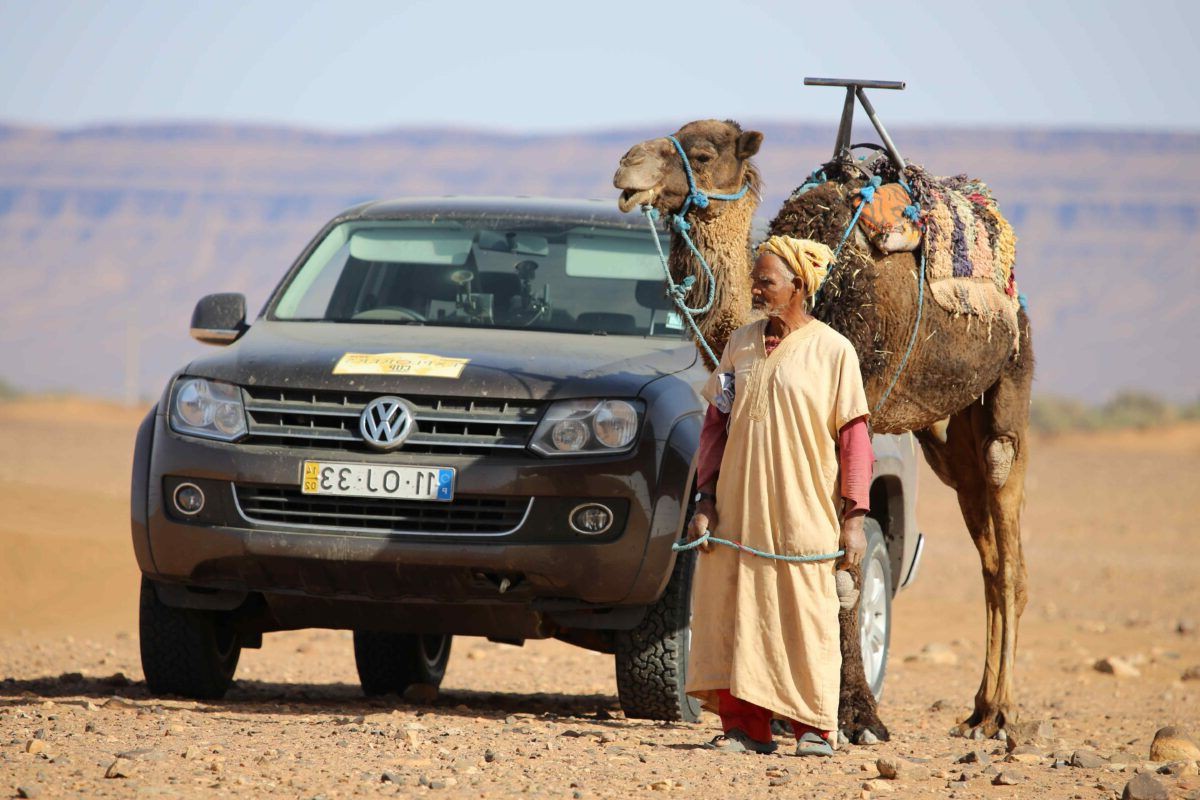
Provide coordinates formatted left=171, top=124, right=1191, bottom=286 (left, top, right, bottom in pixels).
left=271, top=218, right=685, bottom=338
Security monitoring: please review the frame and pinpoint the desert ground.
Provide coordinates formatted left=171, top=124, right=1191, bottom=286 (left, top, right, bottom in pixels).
left=1, top=398, right=1198, bottom=799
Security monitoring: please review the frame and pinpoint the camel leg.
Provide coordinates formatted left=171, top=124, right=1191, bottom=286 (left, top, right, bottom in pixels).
left=918, top=414, right=1006, bottom=737
left=962, top=313, right=1033, bottom=736
left=921, top=311, right=1033, bottom=739
left=837, top=563, right=889, bottom=742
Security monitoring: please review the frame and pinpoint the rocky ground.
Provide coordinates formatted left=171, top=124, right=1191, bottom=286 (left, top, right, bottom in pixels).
left=2, top=399, right=1199, bottom=799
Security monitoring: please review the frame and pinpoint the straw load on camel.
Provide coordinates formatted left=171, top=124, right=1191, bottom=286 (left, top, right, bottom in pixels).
left=613, top=85, right=1034, bottom=743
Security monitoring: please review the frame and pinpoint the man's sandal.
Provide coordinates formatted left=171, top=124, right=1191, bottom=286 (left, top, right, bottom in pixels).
left=794, top=731, right=835, bottom=757
left=704, top=728, right=778, bottom=755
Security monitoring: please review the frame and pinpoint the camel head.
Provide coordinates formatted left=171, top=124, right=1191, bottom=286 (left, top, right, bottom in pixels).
left=613, top=119, right=763, bottom=216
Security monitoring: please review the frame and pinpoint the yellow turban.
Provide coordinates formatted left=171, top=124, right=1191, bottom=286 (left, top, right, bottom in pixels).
left=755, top=236, right=834, bottom=298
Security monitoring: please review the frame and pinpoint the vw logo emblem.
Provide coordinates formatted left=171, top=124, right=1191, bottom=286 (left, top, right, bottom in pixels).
left=359, top=396, right=415, bottom=450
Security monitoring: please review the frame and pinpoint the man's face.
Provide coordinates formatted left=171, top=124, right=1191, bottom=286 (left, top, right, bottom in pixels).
left=750, top=253, right=799, bottom=316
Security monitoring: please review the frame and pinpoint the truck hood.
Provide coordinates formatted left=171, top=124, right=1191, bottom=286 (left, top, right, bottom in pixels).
left=184, top=321, right=698, bottom=401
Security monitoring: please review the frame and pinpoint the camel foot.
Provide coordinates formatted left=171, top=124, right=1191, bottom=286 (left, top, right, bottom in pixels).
left=839, top=706, right=890, bottom=745
left=949, top=708, right=1013, bottom=740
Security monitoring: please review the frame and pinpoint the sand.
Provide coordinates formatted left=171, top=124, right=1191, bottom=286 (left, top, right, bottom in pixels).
left=2, top=397, right=1198, bottom=798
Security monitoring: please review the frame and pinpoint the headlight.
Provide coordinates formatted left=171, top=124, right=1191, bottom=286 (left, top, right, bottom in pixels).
left=169, top=378, right=247, bottom=442
left=530, top=399, right=643, bottom=456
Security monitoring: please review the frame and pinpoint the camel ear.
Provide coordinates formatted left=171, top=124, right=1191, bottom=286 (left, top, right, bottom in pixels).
left=736, top=130, right=763, bottom=159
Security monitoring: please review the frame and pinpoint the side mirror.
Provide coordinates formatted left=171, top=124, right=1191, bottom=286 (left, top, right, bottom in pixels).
left=190, top=293, right=247, bottom=345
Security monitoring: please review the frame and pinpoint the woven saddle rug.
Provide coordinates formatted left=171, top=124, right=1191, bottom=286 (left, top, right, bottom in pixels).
left=913, top=172, right=1020, bottom=331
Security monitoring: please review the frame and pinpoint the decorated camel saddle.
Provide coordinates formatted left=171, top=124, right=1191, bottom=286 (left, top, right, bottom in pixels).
left=788, top=79, right=1023, bottom=349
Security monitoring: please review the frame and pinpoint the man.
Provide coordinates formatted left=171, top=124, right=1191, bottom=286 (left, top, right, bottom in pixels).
left=685, top=235, right=873, bottom=757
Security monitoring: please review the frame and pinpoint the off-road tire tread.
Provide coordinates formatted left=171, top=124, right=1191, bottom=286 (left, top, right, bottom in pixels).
left=139, top=578, right=239, bottom=700
left=353, top=632, right=451, bottom=696
left=615, top=548, right=699, bottom=722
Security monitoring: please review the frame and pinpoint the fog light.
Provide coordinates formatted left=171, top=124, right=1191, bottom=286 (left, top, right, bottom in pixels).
left=570, top=503, right=613, bottom=535
left=173, top=482, right=205, bottom=516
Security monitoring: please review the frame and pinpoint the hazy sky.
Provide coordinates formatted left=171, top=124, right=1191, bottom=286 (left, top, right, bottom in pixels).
left=2, top=0, right=1198, bottom=132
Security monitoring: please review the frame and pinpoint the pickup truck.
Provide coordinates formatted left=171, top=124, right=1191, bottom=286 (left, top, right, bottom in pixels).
left=131, top=196, right=923, bottom=720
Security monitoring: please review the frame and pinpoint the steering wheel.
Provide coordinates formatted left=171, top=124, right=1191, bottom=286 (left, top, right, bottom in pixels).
left=351, top=306, right=427, bottom=322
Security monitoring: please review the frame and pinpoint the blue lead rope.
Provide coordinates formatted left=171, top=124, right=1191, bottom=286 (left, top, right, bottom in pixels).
left=673, top=531, right=844, bottom=563
left=640, top=142, right=865, bottom=565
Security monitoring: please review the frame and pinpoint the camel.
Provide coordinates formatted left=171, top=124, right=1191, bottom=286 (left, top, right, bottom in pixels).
left=614, top=119, right=1034, bottom=742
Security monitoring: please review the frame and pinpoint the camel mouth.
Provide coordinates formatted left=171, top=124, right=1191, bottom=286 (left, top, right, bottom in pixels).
left=617, top=188, right=657, bottom=213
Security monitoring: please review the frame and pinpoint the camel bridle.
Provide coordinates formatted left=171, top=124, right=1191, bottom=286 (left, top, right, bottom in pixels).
left=663, top=135, right=751, bottom=231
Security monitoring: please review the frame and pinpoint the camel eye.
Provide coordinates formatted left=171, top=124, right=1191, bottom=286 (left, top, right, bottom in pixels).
left=691, top=150, right=715, bottom=164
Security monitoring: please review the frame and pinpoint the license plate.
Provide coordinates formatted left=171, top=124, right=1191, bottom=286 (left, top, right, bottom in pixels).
left=301, top=461, right=455, bottom=502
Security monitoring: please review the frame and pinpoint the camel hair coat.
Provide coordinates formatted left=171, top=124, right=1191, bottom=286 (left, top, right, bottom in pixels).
left=686, top=317, right=870, bottom=731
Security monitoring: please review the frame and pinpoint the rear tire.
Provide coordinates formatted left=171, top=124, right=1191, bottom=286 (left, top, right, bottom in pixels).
left=139, top=578, right=241, bottom=700
left=858, top=518, right=893, bottom=700
left=615, top=548, right=702, bottom=722
left=353, top=631, right=452, bottom=696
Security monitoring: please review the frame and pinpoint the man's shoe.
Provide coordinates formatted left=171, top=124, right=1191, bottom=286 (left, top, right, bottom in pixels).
left=704, top=728, right=778, bottom=755
left=794, top=731, right=835, bottom=757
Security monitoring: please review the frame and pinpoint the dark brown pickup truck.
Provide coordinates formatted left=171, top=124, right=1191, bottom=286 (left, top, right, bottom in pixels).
left=131, top=197, right=923, bottom=719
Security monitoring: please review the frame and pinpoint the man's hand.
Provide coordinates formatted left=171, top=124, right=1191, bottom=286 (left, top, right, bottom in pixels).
left=687, top=498, right=718, bottom=553
left=838, top=512, right=866, bottom=569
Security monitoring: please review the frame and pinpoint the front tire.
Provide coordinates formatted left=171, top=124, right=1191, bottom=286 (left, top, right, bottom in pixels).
left=139, top=578, right=241, bottom=700
left=858, top=518, right=893, bottom=700
left=615, top=548, right=702, bottom=722
left=353, top=631, right=452, bottom=696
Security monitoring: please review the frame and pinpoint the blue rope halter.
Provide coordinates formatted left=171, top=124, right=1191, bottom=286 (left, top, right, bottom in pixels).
left=640, top=135, right=754, bottom=367
left=640, top=136, right=843, bottom=565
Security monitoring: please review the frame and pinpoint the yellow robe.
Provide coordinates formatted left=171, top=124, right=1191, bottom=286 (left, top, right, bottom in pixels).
left=686, top=318, right=870, bottom=730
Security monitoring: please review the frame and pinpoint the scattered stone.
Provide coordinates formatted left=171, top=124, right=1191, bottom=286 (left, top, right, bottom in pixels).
left=856, top=729, right=880, bottom=746
left=1159, top=760, right=1198, bottom=778
left=1181, top=665, right=1200, bottom=682
left=1149, top=726, right=1200, bottom=762
left=1006, top=718, right=1055, bottom=747
left=183, top=745, right=202, bottom=760
left=1122, top=773, right=1169, bottom=800
left=1005, top=746, right=1044, bottom=765
left=381, top=771, right=405, bottom=784
left=16, top=787, right=40, bottom=799
left=875, top=756, right=929, bottom=780
left=862, top=778, right=895, bottom=793
left=102, top=696, right=139, bottom=710
left=403, top=683, right=439, bottom=704
left=929, top=698, right=955, bottom=712
left=24, top=739, right=46, bottom=755
left=1072, top=750, right=1109, bottom=769
left=992, top=770, right=1025, bottom=785
left=1178, top=619, right=1197, bottom=636
left=1094, top=657, right=1141, bottom=678
left=768, top=775, right=791, bottom=787
left=956, top=750, right=990, bottom=765
left=908, top=643, right=959, bottom=666
left=105, top=757, right=137, bottom=778
left=650, top=780, right=674, bottom=791
left=117, top=747, right=165, bottom=762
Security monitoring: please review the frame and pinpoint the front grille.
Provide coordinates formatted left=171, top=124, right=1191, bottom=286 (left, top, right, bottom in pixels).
left=234, top=485, right=531, bottom=535
left=240, top=386, right=542, bottom=455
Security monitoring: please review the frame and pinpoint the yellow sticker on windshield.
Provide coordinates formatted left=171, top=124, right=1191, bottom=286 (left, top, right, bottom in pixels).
left=333, top=352, right=470, bottom=378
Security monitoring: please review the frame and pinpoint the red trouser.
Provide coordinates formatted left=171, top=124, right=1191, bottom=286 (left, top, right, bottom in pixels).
left=716, top=689, right=831, bottom=743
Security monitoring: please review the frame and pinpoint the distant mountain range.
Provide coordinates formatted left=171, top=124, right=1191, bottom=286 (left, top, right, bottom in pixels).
left=0, top=120, right=1196, bottom=403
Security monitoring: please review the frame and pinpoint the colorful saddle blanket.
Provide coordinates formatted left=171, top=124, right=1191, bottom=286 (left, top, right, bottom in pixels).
left=920, top=177, right=1019, bottom=328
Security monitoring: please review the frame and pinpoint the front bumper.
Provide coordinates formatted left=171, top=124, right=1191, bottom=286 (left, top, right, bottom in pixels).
left=133, top=409, right=697, bottom=631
